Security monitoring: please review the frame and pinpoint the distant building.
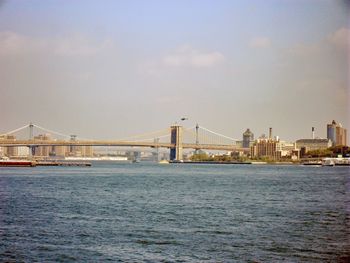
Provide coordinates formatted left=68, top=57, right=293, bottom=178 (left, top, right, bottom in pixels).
left=242, top=129, right=254, bottom=148
left=80, top=146, right=93, bottom=157
left=235, top=141, right=243, bottom=148
left=327, top=120, right=347, bottom=146
left=278, top=141, right=299, bottom=159
left=17, top=147, right=29, bottom=157
left=52, top=145, right=68, bottom=157
left=67, top=145, right=93, bottom=157
left=33, top=134, right=52, bottom=157
left=295, top=139, right=332, bottom=152
left=251, top=128, right=284, bottom=160
left=0, top=135, right=18, bottom=157
left=250, top=138, right=280, bottom=160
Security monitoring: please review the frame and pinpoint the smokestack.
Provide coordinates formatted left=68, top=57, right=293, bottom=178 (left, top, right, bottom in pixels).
left=269, top=127, right=272, bottom=140
left=312, top=127, right=315, bottom=139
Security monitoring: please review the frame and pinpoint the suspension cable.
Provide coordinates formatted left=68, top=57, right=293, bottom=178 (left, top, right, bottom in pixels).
left=199, top=126, right=238, bottom=141
left=118, top=128, right=170, bottom=141
left=32, top=124, right=72, bottom=138
left=0, top=124, right=30, bottom=137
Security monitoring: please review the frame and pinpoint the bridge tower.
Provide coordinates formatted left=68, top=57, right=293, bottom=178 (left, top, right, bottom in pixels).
left=195, top=123, right=199, bottom=154
left=170, top=125, right=183, bottom=161
left=28, top=122, right=35, bottom=158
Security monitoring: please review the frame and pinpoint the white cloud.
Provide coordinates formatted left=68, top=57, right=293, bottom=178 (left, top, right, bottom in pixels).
left=0, top=31, right=45, bottom=55
left=327, top=27, right=349, bottom=50
left=162, top=45, right=225, bottom=68
left=0, top=31, right=114, bottom=57
left=249, top=37, right=271, bottom=48
left=54, top=35, right=113, bottom=56
left=288, top=43, right=321, bottom=57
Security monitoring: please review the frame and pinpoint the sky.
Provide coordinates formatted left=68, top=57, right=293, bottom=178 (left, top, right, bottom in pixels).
left=0, top=0, right=349, bottom=142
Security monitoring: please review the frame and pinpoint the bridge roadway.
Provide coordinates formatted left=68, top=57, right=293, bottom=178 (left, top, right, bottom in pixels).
left=0, top=140, right=245, bottom=151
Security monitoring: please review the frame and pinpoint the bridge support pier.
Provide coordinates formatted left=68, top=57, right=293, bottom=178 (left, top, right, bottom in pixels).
left=170, top=125, right=183, bottom=161
left=28, top=145, right=35, bottom=160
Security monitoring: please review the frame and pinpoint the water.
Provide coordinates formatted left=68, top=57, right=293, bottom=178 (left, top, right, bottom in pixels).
left=0, top=163, right=349, bottom=262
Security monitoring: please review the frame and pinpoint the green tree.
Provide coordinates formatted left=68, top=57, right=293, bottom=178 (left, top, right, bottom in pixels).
left=190, top=153, right=213, bottom=161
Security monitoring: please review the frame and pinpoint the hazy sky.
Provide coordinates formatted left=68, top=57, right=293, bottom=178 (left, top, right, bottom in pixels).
left=0, top=0, right=349, bottom=141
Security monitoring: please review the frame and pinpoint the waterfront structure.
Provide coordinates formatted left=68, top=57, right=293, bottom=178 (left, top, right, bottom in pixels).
left=33, top=134, right=52, bottom=157
left=327, top=120, right=347, bottom=146
left=251, top=128, right=282, bottom=160
left=68, top=135, right=78, bottom=156
left=242, top=129, right=254, bottom=148
left=17, top=147, right=29, bottom=157
left=278, top=141, right=299, bottom=160
left=0, top=135, right=18, bottom=157
left=75, top=145, right=93, bottom=157
left=0, top=123, right=275, bottom=161
left=66, top=145, right=93, bottom=157
left=81, top=146, right=93, bottom=157
left=250, top=137, right=280, bottom=160
left=52, top=145, right=67, bottom=157
left=295, top=139, right=332, bottom=153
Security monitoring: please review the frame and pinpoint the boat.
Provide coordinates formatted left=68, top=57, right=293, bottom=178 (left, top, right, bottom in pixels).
left=0, top=160, right=36, bottom=167
left=302, top=160, right=322, bottom=166
left=321, top=157, right=350, bottom=166
left=159, top=159, right=169, bottom=164
left=322, top=158, right=335, bottom=167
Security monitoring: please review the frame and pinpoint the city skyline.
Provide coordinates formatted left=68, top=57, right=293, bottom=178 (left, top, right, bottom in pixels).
left=0, top=0, right=349, bottom=142
left=0, top=119, right=346, bottom=145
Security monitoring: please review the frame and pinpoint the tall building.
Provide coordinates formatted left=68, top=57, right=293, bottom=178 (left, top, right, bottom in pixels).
left=250, top=128, right=282, bottom=160
left=327, top=120, right=347, bottom=146
left=251, top=138, right=280, bottom=160
left=242, top=128, right=254, bottom=148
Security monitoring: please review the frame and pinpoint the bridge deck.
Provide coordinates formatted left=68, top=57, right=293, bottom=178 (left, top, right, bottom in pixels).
left=0, top=140, right=245, bottom=151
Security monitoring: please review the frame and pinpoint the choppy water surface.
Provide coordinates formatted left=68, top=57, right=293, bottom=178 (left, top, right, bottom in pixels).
left=0, top=163, right=349, bottom=262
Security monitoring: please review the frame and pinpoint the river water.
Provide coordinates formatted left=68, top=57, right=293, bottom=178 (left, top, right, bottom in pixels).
left=0, top=163, right=349, bottom=262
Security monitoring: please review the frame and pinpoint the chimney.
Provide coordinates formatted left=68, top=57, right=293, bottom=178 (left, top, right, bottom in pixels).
left=269, top=127, right=272, bottom=140
left=312, top=127, right=315, bottom=139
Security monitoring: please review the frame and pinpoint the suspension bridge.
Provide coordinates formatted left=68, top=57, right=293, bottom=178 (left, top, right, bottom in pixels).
left=0, top=123, right=245, bottom=160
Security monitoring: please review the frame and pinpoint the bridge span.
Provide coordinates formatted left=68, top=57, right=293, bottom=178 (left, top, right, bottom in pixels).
left=0, top=140, right=244, bottom=151
left=0, top=123, right=244, bottom=160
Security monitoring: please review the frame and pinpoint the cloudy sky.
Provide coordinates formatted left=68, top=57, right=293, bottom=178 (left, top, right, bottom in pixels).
left=0, top=0, right=349, bottom=141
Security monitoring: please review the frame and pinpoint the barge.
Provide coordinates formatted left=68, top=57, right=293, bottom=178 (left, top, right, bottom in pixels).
left=0, top=160, right=36, bottom=167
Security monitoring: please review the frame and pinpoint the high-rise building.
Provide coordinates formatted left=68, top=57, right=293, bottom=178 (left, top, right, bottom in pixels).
left=327, top=120, right=347, bottom=146
left=242, top=129, right=254, bottom=148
